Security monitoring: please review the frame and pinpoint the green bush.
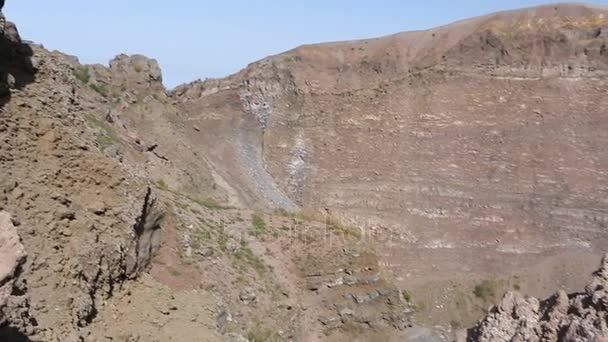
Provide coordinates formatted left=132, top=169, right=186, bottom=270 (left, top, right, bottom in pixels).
left=84, top=113, right=118, bottom=151
left=402, top=290, right=412, bottom=303
left=251, top=214, right=266, bottom=236
left=156, top=179, right=169, bottom=190
left=73, top=66, right=90, bottom=84
left=89, top=83, right=109, bottom=97
left=474, top=280, right=497, bottom=301
left=235, top=247, right=266, bottom=275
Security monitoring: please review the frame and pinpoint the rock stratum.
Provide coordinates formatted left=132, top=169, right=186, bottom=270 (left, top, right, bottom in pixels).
left=173, top=2, right=608, bottom=327
left=0, top=2, right=608, bottom=342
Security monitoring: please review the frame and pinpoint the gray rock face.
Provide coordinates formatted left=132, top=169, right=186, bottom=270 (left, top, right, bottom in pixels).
left=0, top=211, right=26, bottom=323
left=466, top=253, right=608, bottom=342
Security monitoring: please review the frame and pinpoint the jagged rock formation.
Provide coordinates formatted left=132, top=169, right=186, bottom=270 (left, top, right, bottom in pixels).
left=0, top=17, right=33, bottom=99
left=465, top=253, right=608, bottom=341
left=0, top=21, right=173, bottom=340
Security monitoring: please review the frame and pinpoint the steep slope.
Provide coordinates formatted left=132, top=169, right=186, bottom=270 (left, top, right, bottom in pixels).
left=174, top=2, right=608, bottom=327
left=0, top=31, right=212, bottom=340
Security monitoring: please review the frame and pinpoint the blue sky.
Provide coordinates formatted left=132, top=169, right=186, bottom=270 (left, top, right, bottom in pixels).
left=6, top=1, right=608, bottom=88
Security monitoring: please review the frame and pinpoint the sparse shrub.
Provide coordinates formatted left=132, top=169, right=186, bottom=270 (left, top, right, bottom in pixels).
left=156, top=185, right=233, bottom=210
left=89, top=83, right=109, bottom=97
left=95, top=134, right=114, bottom=150
left=197, top=198, right=233, bottom=210
left=251, top=214, right=266, bottom=236
left=246, top=327, right=276, bottom=342
left=73, top=66, right=90, bottom=83
left=274, top=208, right=290, bottom=216
left=156, top=179, right=169, bottom=190
left=174, top=201, right=189, bottom=211
left=474, top=280, right=497, bottom=301
left=415, top=301, right=427, bottom=311
left=84, top=113, right=118, bottom=151
left=191, top=228, right=212, bottom=249
left=281, top=208, right=362, bottom=238
left=402, top=290, right=412, bottom=303
left=134, top=64, right=143, bottom=73
left=217, top=231, right=228, bottom=252
left=235, top=246, right=266, bottom=275
left=326, top=218, right=362, bottom=238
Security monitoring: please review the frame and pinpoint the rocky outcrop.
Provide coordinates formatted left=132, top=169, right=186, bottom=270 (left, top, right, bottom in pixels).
left=0, top=19, right=34, bottom=100
left=0, top=211, right=26, bottom=323
left=465, top=253, right=608, bottom=341
left=0, top=38, right=173, bottom=339
left=108, top=54, right=162, bottom=84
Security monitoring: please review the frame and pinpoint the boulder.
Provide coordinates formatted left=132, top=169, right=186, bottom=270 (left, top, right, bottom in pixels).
left=109, top=54, right=162, bottom=83
left=0, top=211, right=26, bottom=322
left=238, top=287, right=256, bottom=305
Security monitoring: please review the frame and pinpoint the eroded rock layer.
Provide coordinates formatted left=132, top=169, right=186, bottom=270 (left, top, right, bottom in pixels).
left=172, top=3, right=608, bottom=329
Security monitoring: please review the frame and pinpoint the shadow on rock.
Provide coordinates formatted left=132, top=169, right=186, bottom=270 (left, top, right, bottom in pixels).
left=0, top=21, right=36, bottom=109
left=0, top=325, right=31, bottom=342
left=126, top=186, right=165, bottom=277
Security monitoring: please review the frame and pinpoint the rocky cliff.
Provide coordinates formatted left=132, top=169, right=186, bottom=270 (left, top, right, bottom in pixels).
left=0, top=28, right=174, bottom=340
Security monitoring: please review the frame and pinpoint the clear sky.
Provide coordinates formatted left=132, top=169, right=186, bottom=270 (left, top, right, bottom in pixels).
left=6, top=1, right=608, bottom=88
